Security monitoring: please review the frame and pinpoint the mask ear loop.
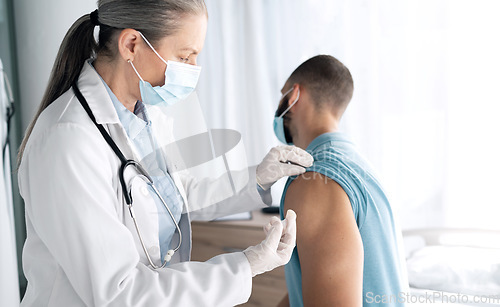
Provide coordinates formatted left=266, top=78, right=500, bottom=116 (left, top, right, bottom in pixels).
left=137, top=31, right=168, bottom=65
left=278, top=87, right=300, bottom=118
left=128, top=60, right=144, bottom=81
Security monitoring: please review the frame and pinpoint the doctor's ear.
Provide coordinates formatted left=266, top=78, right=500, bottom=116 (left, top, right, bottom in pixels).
left=117, top=29, right=141, bottom=62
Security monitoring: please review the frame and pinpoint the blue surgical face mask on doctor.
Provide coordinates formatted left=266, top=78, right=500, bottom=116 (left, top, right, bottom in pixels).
left=273, top=87, right=300, bottom=144
left=128, top=32, right=202, bottom=106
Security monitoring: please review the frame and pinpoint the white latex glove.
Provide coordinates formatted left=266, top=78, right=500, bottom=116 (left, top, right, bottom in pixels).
left=256, top=145, right=314, bottom=190
left=243, top=210, right=297, bottom=277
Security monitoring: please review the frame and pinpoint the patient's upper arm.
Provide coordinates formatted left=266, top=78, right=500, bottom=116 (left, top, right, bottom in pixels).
left=284, top=172, right=364, bottom=306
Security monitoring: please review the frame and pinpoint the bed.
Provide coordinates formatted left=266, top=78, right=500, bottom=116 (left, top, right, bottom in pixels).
left=403, top=228, right=500, bottom=306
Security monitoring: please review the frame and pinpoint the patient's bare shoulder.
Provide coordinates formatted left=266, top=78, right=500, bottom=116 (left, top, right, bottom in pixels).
left=284, top=171, right=350, bottom=219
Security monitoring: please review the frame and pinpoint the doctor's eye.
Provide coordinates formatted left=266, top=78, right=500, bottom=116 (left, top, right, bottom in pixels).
left=179, top=57, right=189, bottom=63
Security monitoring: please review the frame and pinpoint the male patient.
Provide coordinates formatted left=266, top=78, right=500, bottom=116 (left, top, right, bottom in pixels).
left=274, top=55, right=408, bottom=306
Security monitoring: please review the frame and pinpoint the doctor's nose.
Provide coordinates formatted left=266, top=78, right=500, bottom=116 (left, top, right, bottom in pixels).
left=187, top=56, right=198, bottom=66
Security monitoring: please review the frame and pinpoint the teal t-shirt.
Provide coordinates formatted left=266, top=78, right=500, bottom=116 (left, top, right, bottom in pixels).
left=280, top=132, right=408, bottom=306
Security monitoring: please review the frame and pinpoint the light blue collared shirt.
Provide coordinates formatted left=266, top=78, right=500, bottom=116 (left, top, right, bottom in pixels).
left=93, top=64, right=183, bottom=262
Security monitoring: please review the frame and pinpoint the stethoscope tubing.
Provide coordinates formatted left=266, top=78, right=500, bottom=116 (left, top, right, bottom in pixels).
left=72, top=82, right=182, bottom=269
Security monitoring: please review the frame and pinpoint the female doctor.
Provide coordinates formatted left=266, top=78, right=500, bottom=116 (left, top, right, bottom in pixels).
left=17, top=0, right=313, bottom=306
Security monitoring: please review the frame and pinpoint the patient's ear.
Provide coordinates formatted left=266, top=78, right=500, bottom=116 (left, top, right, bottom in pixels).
left=287, top=83, right=301, bottom=109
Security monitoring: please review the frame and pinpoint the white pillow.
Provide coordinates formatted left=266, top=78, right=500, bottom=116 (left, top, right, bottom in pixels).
left=407, top=245, right=500, bottom=296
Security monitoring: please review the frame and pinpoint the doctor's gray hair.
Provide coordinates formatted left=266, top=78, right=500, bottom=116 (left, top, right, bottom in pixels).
left=18, top=0, right=207, bottom=164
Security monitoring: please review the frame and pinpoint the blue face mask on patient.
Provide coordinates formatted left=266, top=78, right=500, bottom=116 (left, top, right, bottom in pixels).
left=273, top=87, right=300, bottom=144
left=128, top=32, right=202, bottom=106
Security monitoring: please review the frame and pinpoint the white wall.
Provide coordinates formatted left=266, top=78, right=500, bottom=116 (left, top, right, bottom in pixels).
left=14, top=0, right=96, bottom=130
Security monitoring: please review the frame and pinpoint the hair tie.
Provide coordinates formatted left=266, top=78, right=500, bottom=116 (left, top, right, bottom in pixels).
left=90, top=9, right=100, bottom=26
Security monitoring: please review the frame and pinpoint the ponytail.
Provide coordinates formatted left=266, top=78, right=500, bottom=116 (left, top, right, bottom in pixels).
left=18, top=14, right=97, bottom=165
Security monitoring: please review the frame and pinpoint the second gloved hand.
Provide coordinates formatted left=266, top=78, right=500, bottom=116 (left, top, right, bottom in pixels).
left=243, top=210, right=297, bottom=277
left=256, top=145, right=314, bottom=190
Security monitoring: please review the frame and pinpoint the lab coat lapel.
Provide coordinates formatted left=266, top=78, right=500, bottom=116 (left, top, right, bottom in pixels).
left=76, top=61, right=140, bottom=162
left=76, top=62, right=120, bottom=125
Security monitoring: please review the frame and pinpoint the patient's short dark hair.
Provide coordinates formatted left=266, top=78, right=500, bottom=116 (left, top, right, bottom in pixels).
left=288, top=55, right=354, bottom=115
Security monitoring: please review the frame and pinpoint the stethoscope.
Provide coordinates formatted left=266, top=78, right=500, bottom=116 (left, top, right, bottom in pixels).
left=72, top=82, right=182, bottom=269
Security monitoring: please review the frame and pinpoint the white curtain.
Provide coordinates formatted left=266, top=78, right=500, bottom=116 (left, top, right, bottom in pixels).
left=197, top=0, right=500, bottom=229
left=0, top=58, right=19, bottom=306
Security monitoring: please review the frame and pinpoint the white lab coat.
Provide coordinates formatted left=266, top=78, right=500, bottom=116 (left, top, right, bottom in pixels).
left=18, top=62, right=268, bottom=306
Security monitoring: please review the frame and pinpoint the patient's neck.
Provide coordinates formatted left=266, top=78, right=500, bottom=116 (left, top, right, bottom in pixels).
left=294, top=117, right=339, bottom=150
